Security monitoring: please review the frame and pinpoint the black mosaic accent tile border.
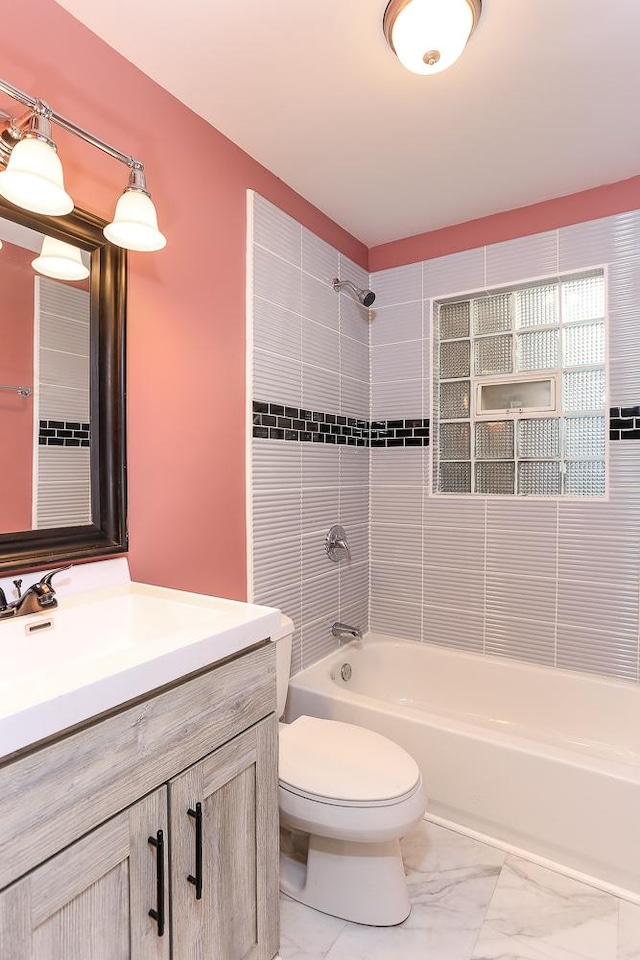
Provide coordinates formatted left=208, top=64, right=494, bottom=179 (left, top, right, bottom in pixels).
left=609, top=406, right=640, bottom=441
left=38, top=419, right=90, bottom=448
left=252, top=401, right=430, bottom=447
left=370, top=418, right=430, bottom=448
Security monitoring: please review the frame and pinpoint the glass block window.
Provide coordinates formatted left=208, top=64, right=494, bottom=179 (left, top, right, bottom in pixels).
left=433, top=270, right=606, bottom=497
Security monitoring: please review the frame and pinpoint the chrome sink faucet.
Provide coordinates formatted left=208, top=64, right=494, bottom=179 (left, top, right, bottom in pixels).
left=0, top=565, right=71, bottom=620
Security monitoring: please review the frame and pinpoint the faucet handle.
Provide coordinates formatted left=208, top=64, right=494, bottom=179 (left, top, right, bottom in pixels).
left=325, top=524, right=351, bottom=562
left=39, top=565, right=72, bottom=588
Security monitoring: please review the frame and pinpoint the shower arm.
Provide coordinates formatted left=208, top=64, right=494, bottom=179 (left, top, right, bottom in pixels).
left=331, top=278, right=376, bottom=308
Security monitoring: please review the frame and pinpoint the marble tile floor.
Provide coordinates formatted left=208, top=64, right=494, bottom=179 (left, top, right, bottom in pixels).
left=278, top=819, right=640, bottom=960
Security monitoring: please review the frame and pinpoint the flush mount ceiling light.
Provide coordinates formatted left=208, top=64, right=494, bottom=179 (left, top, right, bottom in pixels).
left=0, top=77, right=166, bottom=253
left=32, top=236, right=90, bottom=281
left=383, top=0, right=482, bottom=75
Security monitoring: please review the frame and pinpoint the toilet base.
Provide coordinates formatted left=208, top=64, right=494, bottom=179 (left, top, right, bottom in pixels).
left=280, top=830, right=411, bottom=926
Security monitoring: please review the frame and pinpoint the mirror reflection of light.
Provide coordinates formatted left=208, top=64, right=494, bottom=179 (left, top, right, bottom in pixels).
left=32, top=236, right=89, bottom=282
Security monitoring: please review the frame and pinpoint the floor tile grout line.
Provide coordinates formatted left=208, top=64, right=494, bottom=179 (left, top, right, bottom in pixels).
left=466, top=855, right=507, bottom=960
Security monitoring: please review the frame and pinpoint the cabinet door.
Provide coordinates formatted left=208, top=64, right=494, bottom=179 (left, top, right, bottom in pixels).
left=170, top=715, right=279, bottom=960
left=0, top=788, right=169, bottom=960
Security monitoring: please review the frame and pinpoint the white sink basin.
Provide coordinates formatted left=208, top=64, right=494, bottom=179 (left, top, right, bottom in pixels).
left=0, top=581, right=280, bottom=760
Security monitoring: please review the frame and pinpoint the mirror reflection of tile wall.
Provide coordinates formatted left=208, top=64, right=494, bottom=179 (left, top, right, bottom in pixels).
left=34, top=277, right=91, bottom=528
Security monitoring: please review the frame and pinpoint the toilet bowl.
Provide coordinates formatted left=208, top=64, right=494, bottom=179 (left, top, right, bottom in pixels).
left=273, top=616, right=427, bottom=926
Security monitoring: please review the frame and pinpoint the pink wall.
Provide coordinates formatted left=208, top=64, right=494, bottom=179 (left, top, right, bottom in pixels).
left=0, top=243, right=34, bottom=533
left=1, top=0, right=367, bottom=598
left=369, top=176, right=640, bottom=271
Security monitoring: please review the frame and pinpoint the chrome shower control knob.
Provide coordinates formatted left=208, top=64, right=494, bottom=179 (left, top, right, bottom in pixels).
left=325, top=523, right=351, bottom=562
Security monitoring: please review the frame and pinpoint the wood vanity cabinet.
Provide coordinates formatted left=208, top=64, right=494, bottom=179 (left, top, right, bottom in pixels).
left=0, top=788, right=170, bottom=960
left=0, top=642, right=279, bottom=960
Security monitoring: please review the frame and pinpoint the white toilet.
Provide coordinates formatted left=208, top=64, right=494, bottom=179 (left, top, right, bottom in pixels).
left=273, top=616, right=427, bottom=926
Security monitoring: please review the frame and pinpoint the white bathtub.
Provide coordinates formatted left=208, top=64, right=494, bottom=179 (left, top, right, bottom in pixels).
left=286, top=634, right=640, bottom=898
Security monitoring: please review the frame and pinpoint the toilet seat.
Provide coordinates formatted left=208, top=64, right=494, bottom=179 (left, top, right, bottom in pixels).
left=279, top=715, right=420, bottom=806
left=280, top=778, right=422, bottom=808
left=279, top=769, right=426, bottom=845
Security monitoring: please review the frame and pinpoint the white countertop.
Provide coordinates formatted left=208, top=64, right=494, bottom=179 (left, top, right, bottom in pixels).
left=0, top=575, right=280, bottom=760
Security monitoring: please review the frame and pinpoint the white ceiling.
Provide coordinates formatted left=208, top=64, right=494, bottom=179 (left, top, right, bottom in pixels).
left=55, top=0, right=640, bottom=247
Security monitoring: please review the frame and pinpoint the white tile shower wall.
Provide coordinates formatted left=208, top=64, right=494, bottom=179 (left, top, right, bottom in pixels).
left=249, top=193, right=370, bottom=672
left=250, top=193, right=640, bottom=682
left=370, top=209, right=640, bottom=682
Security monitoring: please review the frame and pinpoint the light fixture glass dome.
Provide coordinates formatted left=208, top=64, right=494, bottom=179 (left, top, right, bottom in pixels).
left=384, top=0, right=481, bottom=75
left=0, top=136, right=74, bottom=215
left=32, top=236, right=89, bottom=281
left=103, top=188, right=167, bottom=252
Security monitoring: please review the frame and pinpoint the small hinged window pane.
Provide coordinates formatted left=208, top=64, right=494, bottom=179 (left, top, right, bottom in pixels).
left=477, top=376, right=557, bottom=417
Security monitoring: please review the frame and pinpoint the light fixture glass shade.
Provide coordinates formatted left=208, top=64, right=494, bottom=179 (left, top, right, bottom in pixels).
left=0, top=136, right=74, bottom=215
left=32, top=236, right=89, bottom=281
left=384, top=0, right=480, bottom=75
left=103, top=188, right=167, bottom=252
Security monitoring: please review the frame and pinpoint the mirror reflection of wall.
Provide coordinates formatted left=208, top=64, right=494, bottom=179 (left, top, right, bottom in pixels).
left=0, top=217, right=91, bottom=533
left=0, top=238, right=34, bottom=533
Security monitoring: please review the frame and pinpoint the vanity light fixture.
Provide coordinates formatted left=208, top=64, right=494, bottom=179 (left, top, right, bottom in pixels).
left=383, top=0, right=482, bottom=75
left=0, top=103, right=73, bottom=215
left=32, top=236, right=90, bottom=282
left=0, top=77, right=166, bottom=252
left=103, top=164, right=166, bottom=252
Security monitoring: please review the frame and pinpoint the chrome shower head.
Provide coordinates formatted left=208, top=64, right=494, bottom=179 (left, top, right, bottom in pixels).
left=332, top=278, right=376, bottom=307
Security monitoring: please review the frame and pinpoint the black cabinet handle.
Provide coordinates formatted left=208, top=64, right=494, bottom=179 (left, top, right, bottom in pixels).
left=187, top=802, right=203, bottom=900
left=147, top=830, right=165, bottom=937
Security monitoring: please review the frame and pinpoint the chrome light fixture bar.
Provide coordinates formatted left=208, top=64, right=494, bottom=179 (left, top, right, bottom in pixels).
left=0, top=76, right=166, bottom=251
left=383, top=0, right=482, bottom=75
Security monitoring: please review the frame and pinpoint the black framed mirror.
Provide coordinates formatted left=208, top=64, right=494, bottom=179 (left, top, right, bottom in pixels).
left=0, top=196, right=127, bottom=572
